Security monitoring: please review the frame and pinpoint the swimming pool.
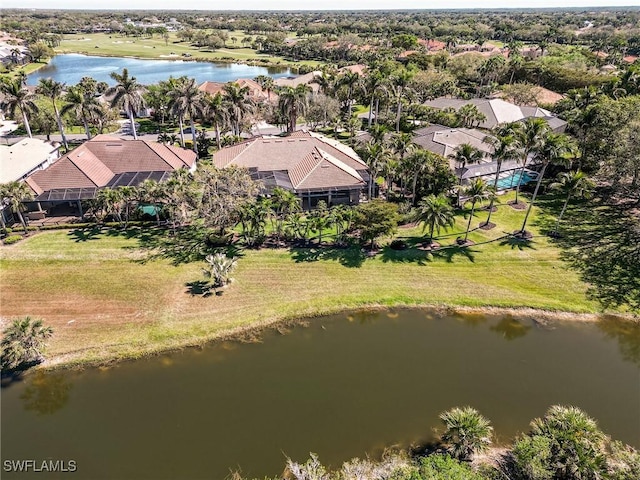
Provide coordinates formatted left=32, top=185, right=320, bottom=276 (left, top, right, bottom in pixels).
left=496, top=170, right=537, bottom=190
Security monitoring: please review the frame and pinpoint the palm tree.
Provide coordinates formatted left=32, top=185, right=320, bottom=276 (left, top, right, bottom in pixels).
left=0, top=181, right=33, bottom=232
left=169, top=77, right=204, bottom=152
left=271, top=186, right=300, bottom=242
left=60, top=85, right=103, bottom=140
left=450, top=143, right=484, bottom=206
left=363, top=70, right=386, bottom=127
left=483, top=132, right=519, bottom=226
left=457, top=104, right=487, bottom=128
left=462, top=179, right=494, bottom=242
left=36, top=78, right=68, bottom=149
left=95, top=187, right=124, bottom=224
left=520, top=133, right=577, bottom=235
left=223, top=82, right=254, bottom=136
left=361, top=142, right=391, bottom=200
left=514, top=118, right=550, bottom=206
left=278, top=84, right=310, bottom=134
left=202, top=253, right=238, bottom=289
left=439, top=407, right=493, bottom=462
left=1, top=317, right=53, bottom=370
left=0, top=77, right=39, bottom=138
left=522, top=405, right=608, bottom=480
left=309, top=200, right=331, bottom=245
left=549, top=171, right=594, bottom=235
left=415, top=194, right=455, bottom=243
left=391, top=69, right=414, bottom=132
left=137, top=179, right=166, bottom=226
left=203, top=92, right=228, bottom=150
left=336, top=71, right=361, bottom=117
left=253, top=75, right=275, bottom=102
left=106, top=68, right=146, bottom=140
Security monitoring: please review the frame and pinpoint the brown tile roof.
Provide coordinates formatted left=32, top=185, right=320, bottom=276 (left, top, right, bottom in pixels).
left=198, top=81, right=225, bottom=95
left=25, top=137, right=196, bottom=197
left=212, top=132, right=367, bottom=192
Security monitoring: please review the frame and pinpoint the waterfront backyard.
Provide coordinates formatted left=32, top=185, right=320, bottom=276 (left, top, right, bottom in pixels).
left=0, top=192, right=608, bottom=368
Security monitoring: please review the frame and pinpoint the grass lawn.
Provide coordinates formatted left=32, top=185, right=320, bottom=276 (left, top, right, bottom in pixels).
left=0, top=191, right=605, bottom=368
left=55, top=32, right=320, bottom=68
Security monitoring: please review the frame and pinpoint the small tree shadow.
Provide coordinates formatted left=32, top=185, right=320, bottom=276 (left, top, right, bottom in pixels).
left=499, top=236, right=536, bottom=250
left=431, top=245, right=476, bottom=263
left=68, top=226, right=103, bottom=242
left=380, top=243, right=431, bottom=265
left=185, top=280, right=213, bottom=297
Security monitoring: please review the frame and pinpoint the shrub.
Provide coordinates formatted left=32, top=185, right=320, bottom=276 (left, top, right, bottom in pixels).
left=389, top=239, right=408, bottom=250
left=1, top=317, right=53, bottom=371
left=3, top=234, right=23, bottom=245
left=439, top=407, right=493, bottom=461
left=1, top=227, right=12, bottom=235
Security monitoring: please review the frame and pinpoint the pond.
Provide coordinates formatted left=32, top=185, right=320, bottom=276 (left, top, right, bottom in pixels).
left=1, top=309, right=639, bottom=479
left=26, top=54, right=294, bottom=86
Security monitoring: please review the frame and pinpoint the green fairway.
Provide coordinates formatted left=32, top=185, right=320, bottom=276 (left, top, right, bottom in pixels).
left=55, top=32, right=319, bottom=68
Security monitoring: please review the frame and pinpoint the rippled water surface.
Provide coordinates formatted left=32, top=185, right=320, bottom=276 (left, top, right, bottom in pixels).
left=26, top=54, right=293, bottom=86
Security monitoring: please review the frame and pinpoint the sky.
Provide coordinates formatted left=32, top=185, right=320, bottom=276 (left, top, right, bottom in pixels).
left=0, top=1, right=637, bottom=10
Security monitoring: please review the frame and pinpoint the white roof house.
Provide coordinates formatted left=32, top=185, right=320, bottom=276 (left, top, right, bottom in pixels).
left=0, top=138, right=61, bottom=184
left=423, top=97, right=567, bottom=132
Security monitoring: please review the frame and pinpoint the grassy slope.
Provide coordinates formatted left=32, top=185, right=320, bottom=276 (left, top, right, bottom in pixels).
left=55, top=32, right=319, bottom=67
left=0, top=192, right=598, bottom=367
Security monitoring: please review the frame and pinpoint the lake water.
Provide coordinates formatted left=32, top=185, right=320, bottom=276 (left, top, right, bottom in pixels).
left=1, top=309, right=639, bottom=479
left=26, top=54, right=294, bottom=87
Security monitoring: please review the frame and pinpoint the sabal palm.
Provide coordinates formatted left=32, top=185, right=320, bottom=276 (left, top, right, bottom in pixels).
left=528, top=405, right=608, bottom=480
left=450, top=143, right=484, bottom=206
left=106, top=68, right=146, bottom=140
left=520, top=132, right=577, bottom=234
left=36, top=78, right=68, bottom=149
left=204, top=92, right=228, bottom=149
left=1, top=317, right=53, bottom=370
left=514, top=117, right=550, bottom=204
left=462, top=178, right=494, bottom=242
left=0, top=77, right=38, bottom=138
left=61, top=85, right=102, bottom=140
left=223, top=82, right=254, bottom=136
left=169, top=77, right=205, bottom=152
left=278, top=84, right=310, bottom=133
left=550, top=170, right=594, bottom=234
left=0, top=181, right=34, bottom=231
left=439, top=407, right=493, bottom=461
left=416, top=194, right=455, bottom=242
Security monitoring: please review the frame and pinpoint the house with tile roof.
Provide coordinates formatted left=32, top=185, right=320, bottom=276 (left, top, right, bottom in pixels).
left=198, top=78, right=274, bottom=103
left=423, top=97, right=567, bottom=132
left=22, top=135, right=196, bottom=217
left=412, top=124, right=538, bottom=189
left=213, top=131, right=369, bottom=209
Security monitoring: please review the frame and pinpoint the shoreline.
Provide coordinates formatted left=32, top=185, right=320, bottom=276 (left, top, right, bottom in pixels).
left=49, top=50, right=311, bottom=71
left=38, top=303, right=637, bottom=372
